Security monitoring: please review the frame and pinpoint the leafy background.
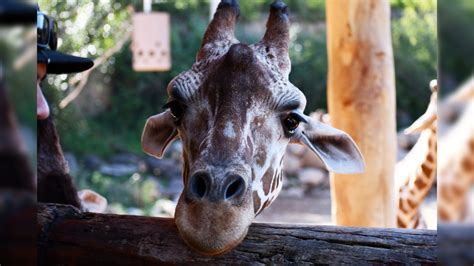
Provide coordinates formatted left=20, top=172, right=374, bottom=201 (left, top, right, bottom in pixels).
left=35, top=0, right=439, bottom=215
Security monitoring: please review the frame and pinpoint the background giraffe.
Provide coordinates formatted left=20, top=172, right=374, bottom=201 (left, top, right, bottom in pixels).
left=396, top=80, right=437, bottom=229
left=438, top=78, right=474, bottom=222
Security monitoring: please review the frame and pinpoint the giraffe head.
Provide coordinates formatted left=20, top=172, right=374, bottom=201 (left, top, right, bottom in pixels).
left=142, top=0, right=364, bottom=255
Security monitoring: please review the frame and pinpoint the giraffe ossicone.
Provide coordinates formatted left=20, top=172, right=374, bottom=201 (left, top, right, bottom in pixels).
left=141, top=0, right=364, bottom=255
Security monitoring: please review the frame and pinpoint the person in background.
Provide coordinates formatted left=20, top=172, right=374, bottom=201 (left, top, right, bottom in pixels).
left=36, top=7, right=96, bottom=208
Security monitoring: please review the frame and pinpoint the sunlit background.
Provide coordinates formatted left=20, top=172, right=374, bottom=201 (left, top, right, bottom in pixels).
left=35, top=0, right=439, bottom=223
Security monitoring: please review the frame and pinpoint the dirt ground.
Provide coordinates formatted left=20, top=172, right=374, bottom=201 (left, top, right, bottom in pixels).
left=255, top=187, right=333, bottom=225
left=255, top=186, right=438, bottom=229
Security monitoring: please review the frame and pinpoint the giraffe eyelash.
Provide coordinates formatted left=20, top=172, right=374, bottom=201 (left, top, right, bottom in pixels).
left=164, top=100, right=186, bottom=121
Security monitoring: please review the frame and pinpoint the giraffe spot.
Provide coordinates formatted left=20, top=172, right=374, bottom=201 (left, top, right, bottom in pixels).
left=256, top=150, right=267, bottom=168
left=461, top=157, right=473, bottom=171
left=469, top=139, right=474, bottom=152
left=421, top=163, right=433, bottom=178
left=440, top=187, right=453, bottom=202
left=407, top=198, right=417, bottom=209
left=438, top=208, right=449, bottom=221
left=452, top=183, right=465, bottom=195
left=397, top=216, right=407, bottom=228
left=262, top=170, right=273, bottom=196
left=253, top=190, right=261, bottom=214
left=415, top=177, right=426, bottom=190
left=252, top=116, right=265, bottom=129
left=198, top=110, right=208, bottom=124
left=426, top=153, right=434, bottom=163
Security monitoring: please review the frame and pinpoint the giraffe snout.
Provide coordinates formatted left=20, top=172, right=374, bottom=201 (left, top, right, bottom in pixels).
left=187, top=171, right=247, bottom=204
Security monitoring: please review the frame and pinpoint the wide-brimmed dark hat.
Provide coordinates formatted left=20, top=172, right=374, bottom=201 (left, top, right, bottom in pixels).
left=37, top=48, right=94, bottom=74
left=36, top=7, right=94, bottom=74
left=0, top=1, right=36, bottom=25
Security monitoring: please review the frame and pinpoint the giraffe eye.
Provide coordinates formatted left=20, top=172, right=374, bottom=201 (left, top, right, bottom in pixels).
left=164, top=100, right=186, bottom=121
left=282, top=113, right=301, bottom=135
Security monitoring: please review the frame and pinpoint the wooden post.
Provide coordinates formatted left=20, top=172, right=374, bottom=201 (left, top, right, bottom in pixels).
left=326, top=0, right=397, bottom=227
left=37, top=203, right=437, bottom=264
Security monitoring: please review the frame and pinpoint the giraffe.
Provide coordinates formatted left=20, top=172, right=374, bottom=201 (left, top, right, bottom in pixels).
left=395, top=80, right=437, bottom=229
left=141, top=0, right=364, bottom=255
left=438, top=77, right=474, bottom=222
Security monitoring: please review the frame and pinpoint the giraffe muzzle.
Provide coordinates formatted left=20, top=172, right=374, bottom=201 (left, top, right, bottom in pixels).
left=175, top=170, right=254, bottom=256
left=187, top=171, right=248, bottom=204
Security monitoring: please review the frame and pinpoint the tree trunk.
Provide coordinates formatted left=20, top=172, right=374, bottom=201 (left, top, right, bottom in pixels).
left=326, top=0, right=397, bottom=227
left=37, top=203, right=436, bottom=265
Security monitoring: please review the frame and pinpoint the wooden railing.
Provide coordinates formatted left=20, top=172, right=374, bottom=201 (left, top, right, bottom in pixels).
left=37, top=203, right=437, bottom=264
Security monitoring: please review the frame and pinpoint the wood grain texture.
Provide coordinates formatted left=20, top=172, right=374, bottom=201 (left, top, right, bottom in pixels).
left=326, top=0, right=397, bottom=227
left=438, top=224, right=474, bottom=265
left=37, top=203, right=436, bottom=265
left=0, top=190, right=37, bottom=265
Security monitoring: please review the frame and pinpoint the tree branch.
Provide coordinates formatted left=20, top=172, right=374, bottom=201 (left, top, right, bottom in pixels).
left=59, top=29, right=132, bottom=109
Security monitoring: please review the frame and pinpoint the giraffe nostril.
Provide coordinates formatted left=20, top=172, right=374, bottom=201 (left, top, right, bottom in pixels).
left=224, top=175, right=246, bottom=200
left=190, top=173, right=209, bottom=199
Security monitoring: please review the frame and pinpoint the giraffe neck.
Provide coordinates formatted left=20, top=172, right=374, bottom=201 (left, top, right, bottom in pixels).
left=438, top=102, right=474, bottom=222
left=397, top=121, right=437, bottom=228
left=438, top=132, right=474, bottom=222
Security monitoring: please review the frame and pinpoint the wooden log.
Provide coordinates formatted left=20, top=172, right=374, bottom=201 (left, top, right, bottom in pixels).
left=0, top=190, right=37, bottom=265
left=37, top=203, right=436, bottom=265
left=326, top=0, right=397, bottom=226
left=438, top=224, right=474, bottom=265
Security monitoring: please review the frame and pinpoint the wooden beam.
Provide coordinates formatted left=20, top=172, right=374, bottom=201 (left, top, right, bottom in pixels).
left=37, top=203, right=436, bottom=264
left=325, top=0, right=397, bottom=226
left=438, top=224, right=474, bottom=265
left=0, top=190, right=37, bottom=265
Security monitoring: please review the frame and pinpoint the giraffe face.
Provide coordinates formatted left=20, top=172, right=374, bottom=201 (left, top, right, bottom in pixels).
left=141, top=0, right=364, bottom=255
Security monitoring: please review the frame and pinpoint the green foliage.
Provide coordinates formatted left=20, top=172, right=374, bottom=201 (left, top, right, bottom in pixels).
left=35, top=0, right=438, bottom=212
left=391, top=0, right=437, bottom=126
left=73, top=170, right=161, bottom=215
left=289, top=26, right=328, bottom=111
left=438, top=0, right=474, bottom=95
left=39, top=0, right=436, bottom=160
left=0, top=32, right=36, bottom=129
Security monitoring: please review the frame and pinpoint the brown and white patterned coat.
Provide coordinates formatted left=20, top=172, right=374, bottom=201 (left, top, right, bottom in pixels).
left=396, top=81, right=437, bottom=229
left=141, top=0, right=364, bottom=255
left=438, top=78, right=474, bottom=222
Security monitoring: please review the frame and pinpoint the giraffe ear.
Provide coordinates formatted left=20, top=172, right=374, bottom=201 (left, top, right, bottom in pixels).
left=294, top=116, right=365, bottom=174
left=141, top=111, right=178, bottom=159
